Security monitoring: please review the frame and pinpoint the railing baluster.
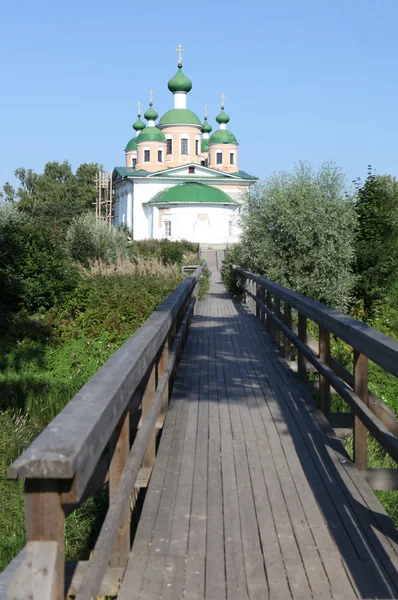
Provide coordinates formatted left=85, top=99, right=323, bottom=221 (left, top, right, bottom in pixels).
left=298, top=313, right=307, bottom=380
left=266, top=291, right=273, bottom=337
left=109, top=409, right=130, bottom=567
left=255, top=282, right=260, bottom=318
left=319, top=326, right=331, bottom=415
left=260, top=286, right=265, bottom=325
left=24, top=479, right=65, bottom=600
left=274, top=297, right=281, bottom=347
left=354, top=351, right=369, bottom=470
left=142, top=364, right=156, bottom=469
left=284, top=303, right=292, bottom=361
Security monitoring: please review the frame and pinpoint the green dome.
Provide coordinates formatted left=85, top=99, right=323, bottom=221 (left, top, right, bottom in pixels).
left=133, top=117, right=145, bottom=132
left=146, top=182, right=236, bottom=205
left=144, top=105, right=158, bottom=121
left=125, top=137, right=137, bottom=151
left=216, top=108, right=230, bottom=125
left=158, top=109, right=202, bottom=127
left=168, top=66, right=193, bottom=93
left=202, top=118, right=212, bottom=133
left=208, top=130, right=238, bottom=145
left=137, top=127, right=166, bottom=143
left=201, top=139, right=209, bottom=153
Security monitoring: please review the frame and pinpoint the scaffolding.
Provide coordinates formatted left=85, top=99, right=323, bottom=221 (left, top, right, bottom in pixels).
left=95, top=171, right=113, bottom=227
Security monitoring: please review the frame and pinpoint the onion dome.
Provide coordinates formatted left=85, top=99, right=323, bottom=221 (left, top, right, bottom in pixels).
left=137, top=127, right=166, bottom=143
left=158, top=108, right=201, bottom=127
left=208, top=130, right=238, bottom=145
left=144, top=103, right=158, bottom=121
left=216, top=108, right=230, bottom=125
left=202, top=117, right=212, bottom=134
left=168, top=66, right=192, bottom=93
left=125, top=138, right=137, bottom=151
left=133, top=117, right=145, bottom=132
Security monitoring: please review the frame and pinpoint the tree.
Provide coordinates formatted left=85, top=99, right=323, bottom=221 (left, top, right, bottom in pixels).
left=353, top=167, right=398, bottom=318
left=232, top=161, right=357, bottom=311
left=1, top=160, right=100, bottom=229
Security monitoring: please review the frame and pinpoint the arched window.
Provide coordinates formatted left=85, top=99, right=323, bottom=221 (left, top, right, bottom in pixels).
left=230, top=152, right=235, bottom=165
left=158, top=148, right=164, bottom=163
left=131, top=157, right=137, bottom=168
left=166, top=135, right=173, bottom=154
left=143, top=147, right=150, bottom=162
left=195, top=137, right=200, bottom=155
left=181, top=137, right=189, bottom=155
left=216, top=151, right=223, bottom=165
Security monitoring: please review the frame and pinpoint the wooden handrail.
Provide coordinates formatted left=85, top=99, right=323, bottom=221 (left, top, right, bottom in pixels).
left=234, top=266, right=398, bottom=477
left=2, top=266, right=202, bottom=600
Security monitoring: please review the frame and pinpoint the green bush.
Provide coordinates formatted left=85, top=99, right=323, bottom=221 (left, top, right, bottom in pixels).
left=66, top=213, right=130, bottom=265
left=130, top=239, right=197, bottom=264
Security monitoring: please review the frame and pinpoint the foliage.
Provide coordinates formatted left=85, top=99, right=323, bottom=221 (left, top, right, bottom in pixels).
left=66, top=213, right=130, bottom=265
left=353, top=167, right=398, bottom=319
left=0, top=205, right=78, bottom=319
left=220, top=243, right=246, bottom=295
left=0, top=161, right=100, bottom=229
left=130, top=238, right=198, bottom=265
left=232, top=162, right=357, bottom=311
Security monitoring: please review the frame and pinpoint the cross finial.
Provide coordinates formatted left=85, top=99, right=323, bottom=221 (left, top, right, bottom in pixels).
left=220, top=93, right=226, bottom=109
left=148, top=89, right=154, bottom=105
left=203, top=104, right=208, bottom=119
left=174, top=44, right=186, bottom=65
left=137, top=101, right=142, bottom=116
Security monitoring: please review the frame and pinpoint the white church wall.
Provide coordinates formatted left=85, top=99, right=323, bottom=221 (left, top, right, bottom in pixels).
left=113, top=180, right=132, bottom=230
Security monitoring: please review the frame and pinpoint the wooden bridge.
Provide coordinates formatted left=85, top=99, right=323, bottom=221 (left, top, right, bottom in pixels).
left=1, top=254, right=398, bottom=599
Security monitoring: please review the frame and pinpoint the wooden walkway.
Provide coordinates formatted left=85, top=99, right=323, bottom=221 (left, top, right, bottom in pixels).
left=119, top=269, right=398, bottom=600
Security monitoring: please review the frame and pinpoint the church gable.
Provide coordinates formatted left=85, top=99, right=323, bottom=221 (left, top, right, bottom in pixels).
left=147, top=164, right=235, bottom=180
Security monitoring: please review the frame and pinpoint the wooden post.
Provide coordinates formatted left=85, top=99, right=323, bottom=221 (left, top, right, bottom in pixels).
left=319, top=326, right=331, bottom=415
left=260, top=287, right=265, bottom=325
left=274, top=297, right=281, bottom=346
left=298, top=313, right=307, bottom=380
left=255, top=283, right=260, bottom=319
left=354, top=351, right=369, bottom=471
left=24, top=479, right=65, bottom=600
left=159, top=338, right=170, bottom=421
left=109, top=409, right=130, bottom=567
left=266, top=291, right=272, bottom=336
left=142, top=364, right=156, bottom=469
left=284, top=304, right=292, bottom=361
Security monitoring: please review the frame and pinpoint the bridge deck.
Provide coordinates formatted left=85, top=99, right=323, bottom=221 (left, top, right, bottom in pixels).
left=119, top=270, right=398, bottom=599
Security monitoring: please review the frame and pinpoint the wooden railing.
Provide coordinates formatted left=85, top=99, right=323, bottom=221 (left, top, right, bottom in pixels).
left=234, top=266, right=398, bottom=489
left=0, top=267, right=202, bottom=600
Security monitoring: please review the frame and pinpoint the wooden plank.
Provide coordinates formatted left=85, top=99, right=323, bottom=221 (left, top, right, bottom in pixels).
left=24, top=480, right=64, bottom=600
left=8, top=268, right=202, bottom=503
left=0, top=542, right=58, bottom=600
left=364, top=468, right=398, bottom=491
left=65, top=562, right=123, bottom=597
left=319, top=326, right=331, bottom=415
left=141, top=364, right=156, bottom=470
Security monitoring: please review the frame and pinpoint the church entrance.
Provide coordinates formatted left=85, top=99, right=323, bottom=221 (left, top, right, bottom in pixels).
left=193, top=215, right=212, bottom=243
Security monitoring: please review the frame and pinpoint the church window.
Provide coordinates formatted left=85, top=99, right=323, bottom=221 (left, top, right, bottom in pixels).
left=216, top=152, right=222, bottom=165
left=195, top=140, right=199, bottom=155
left=132, top=157, right=137, bottom=168
left=144, top=149, right=150, bottom=162
left=189, top=166, right=195, bottom=174
left=158, top=149, right=163, bottom=162
left=230, top=152, right=235, bottom=165
left=164, top=220, right=171, bottom=237
left=166, top=138, right=172, bottom=154
left=181, top=138, right=188, bottom=154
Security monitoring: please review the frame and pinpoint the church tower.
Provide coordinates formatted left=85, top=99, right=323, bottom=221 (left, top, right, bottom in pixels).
left=208, top=95, right=239, bottom=173
left=134, top=92, right=167, bottom=171
left=125, top=103, right=145, bottom=168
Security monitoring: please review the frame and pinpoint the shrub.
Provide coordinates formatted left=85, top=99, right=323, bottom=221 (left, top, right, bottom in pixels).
left=66, top=213, right=129, bottom=265
left=234, top=162, right=357, bottom=311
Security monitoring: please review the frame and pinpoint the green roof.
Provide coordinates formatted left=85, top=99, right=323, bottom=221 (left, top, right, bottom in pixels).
left=113, top=166, right=258, bottom=181
left=208, top=129, right=238, bottom=145
left=125, top=137, right=137, bottom=151
left=216, top=108, right=230, bottom=125
left=168, top=66, right=192, bottom=93
left=201, top=139, right=209, bottom=153
left=158, top=109, right=202, bottom=127
left=133, top=117, right=145, bottom=131
left=145, top=182, right=236, bottom=205
left=144, top=105, right=158, bottom=121
left=137, top=127, right=166, bottom=143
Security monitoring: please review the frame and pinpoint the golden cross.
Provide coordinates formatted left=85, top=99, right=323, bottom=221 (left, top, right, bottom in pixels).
left=220, top=93, right=227, bottom=108
left=148, top=90, right=154, bottom=104
left=137, top=101, right=142, bottom=116
left=203, top=104, right=208, bottom=119
left=174, top=44, right=186, bottom=64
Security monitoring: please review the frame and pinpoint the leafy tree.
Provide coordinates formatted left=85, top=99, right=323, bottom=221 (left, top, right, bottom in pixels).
left=1, top=161, right=100, bottom=229
left=229, top=161, right=357, bottom=311
left=353, top=167, right=398, bottom=318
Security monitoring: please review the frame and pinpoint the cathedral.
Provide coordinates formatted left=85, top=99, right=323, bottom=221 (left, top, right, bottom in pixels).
left=112, top=46, right=258, bottom=244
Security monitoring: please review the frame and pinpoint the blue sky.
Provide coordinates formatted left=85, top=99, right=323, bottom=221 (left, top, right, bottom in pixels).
left=1, top=0, right=397, bottom=190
